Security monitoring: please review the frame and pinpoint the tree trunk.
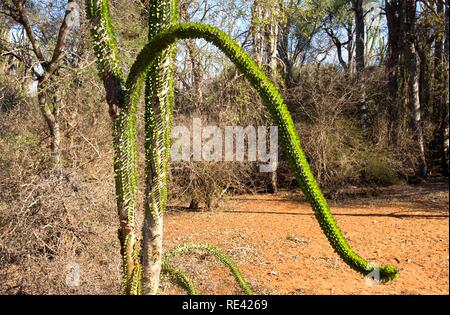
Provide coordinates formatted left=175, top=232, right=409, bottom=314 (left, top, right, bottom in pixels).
left=266, top=1, right=279, bottom=194
left=141, top=0, right=177, bottom=295
left=189, top=198, right=200, bottom=210
left=251, top=1, right=264, bottom=66
left=386, top=0, right=402, bottom=147
left=278, top=16, right=293, bottom=86
left=433, top=0, right=449, bottom=176
left=266, top=2, right=279, bottom=79
left=251, top=0, right=279, bottom=193
left=38, top=83, right=61, bottom=167
left=141, top=211, right=163, bottom=294
left=352, top=0, right=367, bottom=133
left=353, top=0, right=365, bottom=73
left=441, top=3, right=449, bottom=175
left=404, top=0, right=427, bottom=178
left=186, top=39, right=204, bottom=105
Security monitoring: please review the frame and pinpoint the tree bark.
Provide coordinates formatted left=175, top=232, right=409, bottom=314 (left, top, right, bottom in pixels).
left=386, top=0, right=402, bottom=147
left=433, top=0, right=449, bottom=176
left=352, top=0, right=367, bottom=133
left=441, top=2, right=449, bottom=175
left=352, top=0, right=365, bottom=72
left=38, top=81, right=61, bottom=167
left=251, top=1, right=264, bottom=66
left=251, top=0, right=279, bottom=193
left=404, top=0, right=427, bottom=178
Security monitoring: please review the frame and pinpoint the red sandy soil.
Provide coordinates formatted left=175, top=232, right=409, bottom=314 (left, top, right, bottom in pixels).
left=162, top=181, right=449, bottom=295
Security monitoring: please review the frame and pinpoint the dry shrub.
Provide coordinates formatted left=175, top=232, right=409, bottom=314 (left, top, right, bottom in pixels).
left=169, top=70, right=273, bottom=209
left=286, top=66, right=403, bottom=188
left=0, top=69, right=121, bottom=294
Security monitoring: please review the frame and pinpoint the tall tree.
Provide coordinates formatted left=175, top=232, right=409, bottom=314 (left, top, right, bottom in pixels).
left=251, top=0, right=282, bottom=79
left=385, top=0, right=402, bottom=146
left=404, top=0, right=427, bottom=178
left=0, top=0, right=80, bottom=167
left=278, top=0, right=310, bottom=85
left=352, top=0, right=368, bottom=133
left=251, top=0, right=282, bottom=193
left=432, top=0, right=449, bottom=175
left=352, top=0, right=365, bottom=72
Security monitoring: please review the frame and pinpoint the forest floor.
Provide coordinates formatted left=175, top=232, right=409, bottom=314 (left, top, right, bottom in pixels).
left=163, top=179, right=449, bottom=295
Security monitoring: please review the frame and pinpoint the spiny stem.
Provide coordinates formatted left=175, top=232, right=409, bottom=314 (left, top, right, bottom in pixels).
left=127, top=22, right=399, bottom=282
left=164, top=243, right=253, bottom=295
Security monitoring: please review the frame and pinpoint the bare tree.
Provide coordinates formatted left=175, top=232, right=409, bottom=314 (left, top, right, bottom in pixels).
left=385, top=0, right=402, bottom=146
left=404, top=0, right=427, bottom=178
left=0, top=0, right=79, bottom=167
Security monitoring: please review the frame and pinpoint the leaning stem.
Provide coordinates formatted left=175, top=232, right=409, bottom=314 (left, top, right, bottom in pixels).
left=127, top=22, right=399, bottom=282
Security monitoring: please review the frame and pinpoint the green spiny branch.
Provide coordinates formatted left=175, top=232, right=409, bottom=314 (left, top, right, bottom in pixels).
left=141, top=0, right=179, bottom=295
left=161, top=263, right=198, bottom=295
left=127, top=22, right=399, bottom=282
left=86, top=0, right=141, bottom=294
left=87, top=0, right=399, bottom=295
left=163, top=243, right=253, bottom=295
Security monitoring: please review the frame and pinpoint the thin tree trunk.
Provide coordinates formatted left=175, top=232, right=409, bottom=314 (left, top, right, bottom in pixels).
left=386, top=0, right=402, bottom=147
left=141, top=0, right=177, bottom=295
left=405, top=0, right=427, bottom=178
left=353, top=0, right=365, bottom=73
left=38, top=83, right=61, bottom=167
left=441, top=3, right=449, bottom=175
left=352, top=0, right=367, bottom=133
left=278, top=17, right=293, bottom=86
left=265, top=1, right=279, bottom=194
left=433, top=0, right=449, bottom=176
left=251, top=1, right=264, bottom=66
left=186, top=39, right=204, bottom=105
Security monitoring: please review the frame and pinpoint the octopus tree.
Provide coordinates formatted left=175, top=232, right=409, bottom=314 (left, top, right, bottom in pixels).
left=85, top=0, right=399, bottom=295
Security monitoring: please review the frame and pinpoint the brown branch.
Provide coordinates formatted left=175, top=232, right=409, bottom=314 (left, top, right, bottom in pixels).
left=12, top=0, right=46, bottom=63
left=47, top=0, right=77, bottom=74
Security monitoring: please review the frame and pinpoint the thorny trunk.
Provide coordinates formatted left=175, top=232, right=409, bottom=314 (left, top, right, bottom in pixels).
left=141, top=206, right=163, bottom=294
left=141, top=0, right=177, bottom=294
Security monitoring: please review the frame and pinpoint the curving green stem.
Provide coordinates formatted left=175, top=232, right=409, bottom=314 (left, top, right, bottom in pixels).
left=161, top=263, right=198, bottom=295
left=88, top=0, right=399, bottom=294
left=87, top=0, right=248, bottom=295
left=86, top=0, right=142, bottom=294
left=127, top=23, right=399, bottom=282
left=163, top=243, right=253, bottom=295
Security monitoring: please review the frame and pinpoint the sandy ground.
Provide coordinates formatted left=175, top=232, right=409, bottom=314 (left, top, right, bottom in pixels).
left=162, top=181, right=449, bottom=295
